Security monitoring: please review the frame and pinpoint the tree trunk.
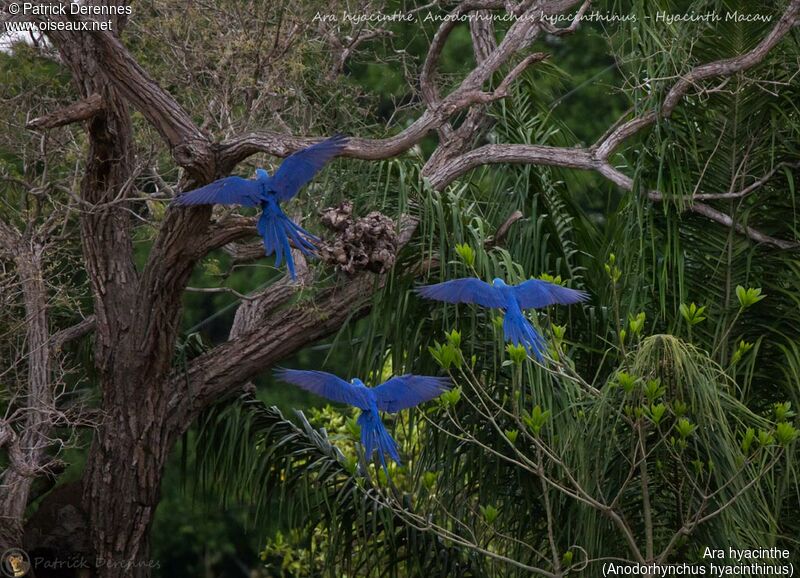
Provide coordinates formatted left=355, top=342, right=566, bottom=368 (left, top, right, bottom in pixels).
left=0, top=503, right=24, bottom=549
left=0, top=470, right=29, bottom=549
left=47, top=27, right=168, bottom=575
left=0, top=243, right=52, bottom=550
left=82, top=395, right=172, bottom=577
left=77, top=91, right=166, bottom=578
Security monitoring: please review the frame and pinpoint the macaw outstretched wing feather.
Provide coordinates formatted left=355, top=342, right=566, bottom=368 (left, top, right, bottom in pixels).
left=274, top=369, right=372, bottom=410
left=372, top=375, right=451, bottom=413
left=173, top=176, right=262, bottom=207
left=416, top=278, right=506, bottom=308
left=271, top=134, right=348, bottom=201
left=513, top=279, right=589, bottom=309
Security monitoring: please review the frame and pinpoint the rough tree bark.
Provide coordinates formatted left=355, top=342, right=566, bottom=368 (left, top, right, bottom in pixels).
left=0, top=227, right=51, bottom=549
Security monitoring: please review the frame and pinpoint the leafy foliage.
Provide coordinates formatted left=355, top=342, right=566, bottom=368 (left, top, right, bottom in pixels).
left=191, top=1, right=799, bottom=574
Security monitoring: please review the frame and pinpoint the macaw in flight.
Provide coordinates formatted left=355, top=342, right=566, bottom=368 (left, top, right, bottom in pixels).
left=417, top=277, right=588, bottom=359
left=275, top=368, right=451, bottom=471
left=173, top=134, right=348, bottom=279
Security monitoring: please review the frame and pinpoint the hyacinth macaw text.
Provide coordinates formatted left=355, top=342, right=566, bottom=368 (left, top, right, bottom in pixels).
left=417, top=277, right=588, bottom=359
left=173, top=134, right=348, bottom=279
left=274, top=368, right=451, bottom=470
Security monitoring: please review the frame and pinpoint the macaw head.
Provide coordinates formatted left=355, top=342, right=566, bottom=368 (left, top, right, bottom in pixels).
left=255, top=168, right=270, bottom=180
left=492, top=277, right=507, bottom=288
left=351, top=377, right=366, bottom=387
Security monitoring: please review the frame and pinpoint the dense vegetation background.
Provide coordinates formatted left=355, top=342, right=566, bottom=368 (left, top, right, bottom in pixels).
left=1, top=0, right=798, bottom=576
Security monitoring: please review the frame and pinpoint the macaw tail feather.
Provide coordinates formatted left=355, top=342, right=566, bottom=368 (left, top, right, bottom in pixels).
left=503, top=308, right=546, bottom=360
left=358, top=410, right=401, bottom=473
left=258, top=204, right=319, bottom=280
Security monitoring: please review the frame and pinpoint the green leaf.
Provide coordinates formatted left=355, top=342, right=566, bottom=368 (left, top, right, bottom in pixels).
left=675, top=418, right=696, bottom=438
left=538, top=272, right=563, bottom=285
left=615, top=371, right=636, bottom=393
left=522, top=405, right=551, bottom=435
left=439, top=387, right=462, bottom=407
left=672, top=400, right=688, bottom=417
left=646, top=403, right=667, bottom=425
left=506, top=343, right=528, bottom=365
left=628, top=312, right=646, bottom=335
left=757, top=429, right=774, bottom=448
left=604, top=253, right=621, bottom=282
left=773, top=402, right=795, bottom=423
left=429, top=341, right=462, bottom=370
left=642, top=378, right=666, bottom=400
left=504, top=429, right=519, bottom=444
left=742, top=427, right=756, bottom=454
left=345, top=416, right=361, bottom=439
left=679, top=302, right=707, bottom=326
left=730, top=340, right=754, bottom=365
left=735, top=286, right=766, bottom=309
left=479, top=504, right=499, bottom=525
left=446, top=329, right=462, bottom=348
left=455, top=243, right=476, bottom=267
left=422, top=471, right=439, bottom=490
left=775, top=422, right=798, bottom=446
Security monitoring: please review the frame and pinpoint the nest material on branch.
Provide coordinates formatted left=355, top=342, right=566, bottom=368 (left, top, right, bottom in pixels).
left=319, top=201, right=398, bottom=275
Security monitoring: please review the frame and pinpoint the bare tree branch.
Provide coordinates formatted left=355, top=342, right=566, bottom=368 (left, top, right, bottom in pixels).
left=485, top=210, right=525, bottom=248
left=84, top=30, right=213, bottom=176
left=0, top=422, right=38, bottom=479
left=420, top=0, right=506, bottom=107
left=185, top=286, right=260, bottom=301
left=594, top=0, right=800, bottom=160
left=692, top=161, right=800, bottom=201
left=201, top=215, right=258, bottom=255
left=598, top=164, right=800, bottom=250
left=427, top=144, right=797, bottom=249
left=26, top=93, right=104, bottom=130
left=168, top=218, right=418, bottom=427
left=221, top=240, right=265, bottom=265
left=51, top=315, right=96, bottom=352
left=0, top=220, right=22, bottom=254
left=219, top=0, right=582, bottom=169
left=539, top=0, right=592, bottom=36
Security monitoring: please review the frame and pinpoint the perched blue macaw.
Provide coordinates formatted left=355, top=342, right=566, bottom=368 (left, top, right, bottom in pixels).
left=274, top=368, right=451, bottom=471
left=173, top=134, right=348, bottom=279
left=417, top=277, right=588, bottom=359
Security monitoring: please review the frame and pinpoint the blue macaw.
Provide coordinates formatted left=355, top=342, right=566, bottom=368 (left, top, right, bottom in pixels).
left=274, top=368, right=451, bottom=471
left=417, top=277, right=588, bottom=359
left=173, top=134, right=348, bottom=279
